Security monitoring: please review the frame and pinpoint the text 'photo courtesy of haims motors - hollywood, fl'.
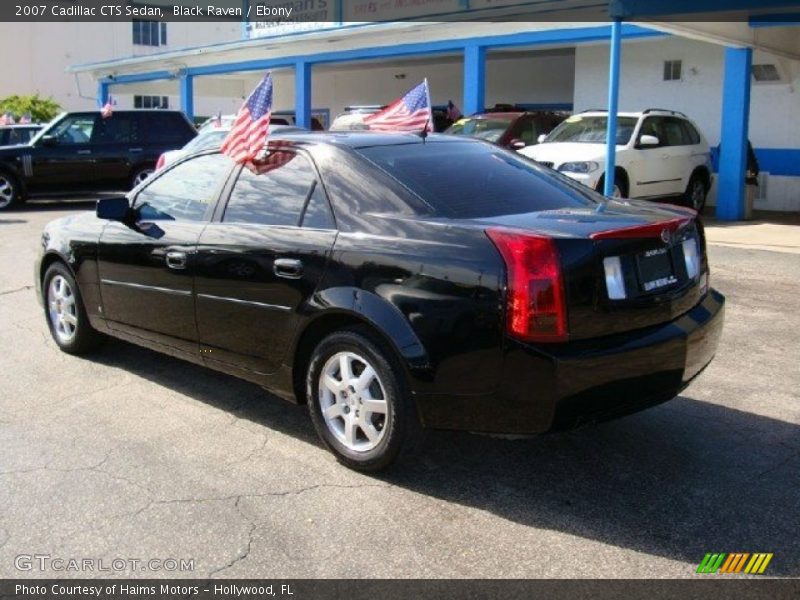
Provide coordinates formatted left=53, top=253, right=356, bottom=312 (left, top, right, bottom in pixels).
left=0, top=0, right=799, bottom=598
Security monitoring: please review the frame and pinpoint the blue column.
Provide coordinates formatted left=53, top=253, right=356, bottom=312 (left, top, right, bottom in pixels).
left=241, top=0, right=249, bottom=39
left=717, top=47, right=752, bottom=221
left=295, top=61, right=312, bottom=129
left=179, top=74, right=194, bottom=120
left=463, top=45, right=486, bottom=116
left=603, top=18, right=623, bottom=197
left=97, top=81, right=110, bottom=107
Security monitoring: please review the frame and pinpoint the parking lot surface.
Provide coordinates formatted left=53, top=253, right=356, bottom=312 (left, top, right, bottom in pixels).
left=1, top=199, right=799, bottom=578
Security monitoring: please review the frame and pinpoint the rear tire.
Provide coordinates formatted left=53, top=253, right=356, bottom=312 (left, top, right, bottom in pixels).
left=43, top=262, right=103, bottom=355
left=683, top=173, right=708, bottom=213
left=306, top=327, right=421, bottom=472
left=0, top=171, right=21, bottom=211
left=130, top=166, right=154, bottom=189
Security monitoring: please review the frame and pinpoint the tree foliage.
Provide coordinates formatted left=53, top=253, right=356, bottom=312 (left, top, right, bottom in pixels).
left=0, top=94, right=62, bottom=123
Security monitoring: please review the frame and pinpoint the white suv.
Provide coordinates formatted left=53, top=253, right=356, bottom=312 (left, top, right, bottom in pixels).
left=519, top=109, right=712, bottom=210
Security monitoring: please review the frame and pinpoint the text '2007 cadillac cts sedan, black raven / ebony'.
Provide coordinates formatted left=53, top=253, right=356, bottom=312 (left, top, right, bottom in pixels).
left=35, top=133, right=724, bottom=471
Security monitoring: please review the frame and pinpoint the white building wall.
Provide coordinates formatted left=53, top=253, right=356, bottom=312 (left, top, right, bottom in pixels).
left=0, top=22, right=239, bottom=113
left=574, top=37, right=800, bottom=212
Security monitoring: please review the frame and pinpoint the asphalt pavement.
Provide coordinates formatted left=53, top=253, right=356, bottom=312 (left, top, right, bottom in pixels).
left=1, top=198, right=798, bottom=578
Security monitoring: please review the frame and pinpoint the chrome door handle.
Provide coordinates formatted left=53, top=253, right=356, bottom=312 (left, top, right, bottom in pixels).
left=129, top=147, right=143, bottom=153
left=76, top=149, right=91, bottom=155
left=273, top=258, right=303, bottom=279
left=166, top=251, right=187, bottom=270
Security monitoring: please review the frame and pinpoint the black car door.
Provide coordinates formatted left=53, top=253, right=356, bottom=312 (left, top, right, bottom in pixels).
left=96, top=153, right=234, bottom=355
left=194, top=149, right=337, bottom=375
left=89, top=112, right=141, bottom=188
left=28, top=113, right=99, bottom=191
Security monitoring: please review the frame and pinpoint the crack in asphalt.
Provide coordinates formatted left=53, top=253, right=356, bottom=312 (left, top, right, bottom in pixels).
left=0, top=285, right=33, bottom=296
left=0, top=453, right=111, bottom=477
left=757, top=447, right=800, bottom=479
left=208, top=497, right=257, bottom=577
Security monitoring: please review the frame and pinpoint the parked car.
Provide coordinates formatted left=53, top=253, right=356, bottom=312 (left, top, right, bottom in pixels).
left=0, top=124, right=43, bottom=146
left=520, top=109, right=713, bottom=210
left=155, top=123, right=309, bottom=170
left=36, top=133, right=724, bottom=471
left=200, top=113, right=322, bottom=132
left=0, top=110, right=196, bottom=210
left=445, top=109, right=566, bottom=149
left=330, top=105, right=451, bottom=132
left=329, top=106, right=383, bottom=131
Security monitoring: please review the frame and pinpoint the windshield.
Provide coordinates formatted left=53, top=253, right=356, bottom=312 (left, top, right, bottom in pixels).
left=544, top=116, right=638, bottom=145
left=445, top=117, right=514, bottom=143
left=183, top=129, right=228, bottom=152
left=356, top=140, right=598, bottom=219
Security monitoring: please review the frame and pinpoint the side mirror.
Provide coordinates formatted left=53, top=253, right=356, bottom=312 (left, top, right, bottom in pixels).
left=509, top=139, right=526, bottom=150
left=40, top=134, right=58, bottom=147
left=97, top=196, right=132, bottom=223
left=537, top=133, right=547, bottom=144
left=638, top=134, right=660, bottom=148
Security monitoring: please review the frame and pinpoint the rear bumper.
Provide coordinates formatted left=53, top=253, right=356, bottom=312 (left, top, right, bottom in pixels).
left=415, top=289, right=725, bottom=434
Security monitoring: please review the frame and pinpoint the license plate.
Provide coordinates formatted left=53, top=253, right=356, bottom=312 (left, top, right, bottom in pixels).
left=636, top=247, right=677, bottom=292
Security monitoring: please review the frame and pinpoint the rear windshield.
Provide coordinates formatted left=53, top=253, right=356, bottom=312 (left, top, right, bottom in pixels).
left=356, top=140, right=599, bottom=219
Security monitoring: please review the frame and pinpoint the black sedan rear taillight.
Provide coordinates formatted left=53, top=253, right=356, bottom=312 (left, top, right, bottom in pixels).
left=486, top=228, right=567, bottom=343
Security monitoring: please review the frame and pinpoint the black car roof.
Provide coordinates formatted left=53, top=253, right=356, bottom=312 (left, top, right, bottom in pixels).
left=274, top=131, right=477, bottom=149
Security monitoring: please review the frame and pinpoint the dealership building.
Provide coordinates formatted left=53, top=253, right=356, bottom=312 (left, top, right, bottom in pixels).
left=67, top=1, right=800, bottom=220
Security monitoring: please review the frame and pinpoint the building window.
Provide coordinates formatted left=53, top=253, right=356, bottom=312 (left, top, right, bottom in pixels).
left=752, top=64, right=782, bottom=83
left=134, top=95, right=170, bottom=109
left=133, top=20, right=167, bottom=46
left=663, top=60, right=682, bottom=81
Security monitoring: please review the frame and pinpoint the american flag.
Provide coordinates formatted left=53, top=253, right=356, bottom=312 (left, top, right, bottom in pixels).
left=446, top=100, right=462, bottom=121
left=221, top=73, right=273, bottom=165
left=364, top=79, right=432, bottom=132
left=100, top=96, right=113, bottom=119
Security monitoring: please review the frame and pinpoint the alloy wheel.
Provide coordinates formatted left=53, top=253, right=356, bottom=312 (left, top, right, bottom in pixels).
left=134, top=169, right=154, bottom=187
left=318, top=351, right=389, bottom=452
left=0, top=176, right=15, bottom=208
left=691, top=180, right=706, bottom=210
left=48, top=275, right=78, bottom=344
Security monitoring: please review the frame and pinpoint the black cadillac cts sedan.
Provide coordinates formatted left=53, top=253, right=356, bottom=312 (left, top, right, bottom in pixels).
left=35, top=133, right=724, bottom=471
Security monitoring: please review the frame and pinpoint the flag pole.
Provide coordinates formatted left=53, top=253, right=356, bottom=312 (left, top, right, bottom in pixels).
left=424, top=78, right=433, bottom=133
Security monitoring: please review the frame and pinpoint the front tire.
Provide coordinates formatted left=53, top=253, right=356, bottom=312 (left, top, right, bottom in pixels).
left=307, top=328, right=420, bottom=471
left=43, top=262, right=102, bottom=355
left=596, top=173, right=628, bottom=199
left=0, top=171, right=21, bottom=211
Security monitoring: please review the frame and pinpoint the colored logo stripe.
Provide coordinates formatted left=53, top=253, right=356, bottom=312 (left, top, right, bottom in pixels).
left=697, top=553, right=726, bottom=573
left=745, top=553, right=773, bottom=574
left=697, top=553, right=773, bottom=574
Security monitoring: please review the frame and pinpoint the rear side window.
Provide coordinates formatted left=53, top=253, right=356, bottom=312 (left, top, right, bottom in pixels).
left=357, top=141, right=599, bottom=219
left=662, top=117, right=691, bottom=146
left=681, top=120, right=702, bottom=145
left=142, top=113, right=193, bottom=144
left=91, top=114, right=141, bottom=144
left=135, top=153, right=232, bottom=221
left=223, top=151, right=327, bottom=227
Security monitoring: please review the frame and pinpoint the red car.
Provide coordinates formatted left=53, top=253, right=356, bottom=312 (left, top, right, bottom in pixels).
left=445, top=109, right=566, bottom=150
